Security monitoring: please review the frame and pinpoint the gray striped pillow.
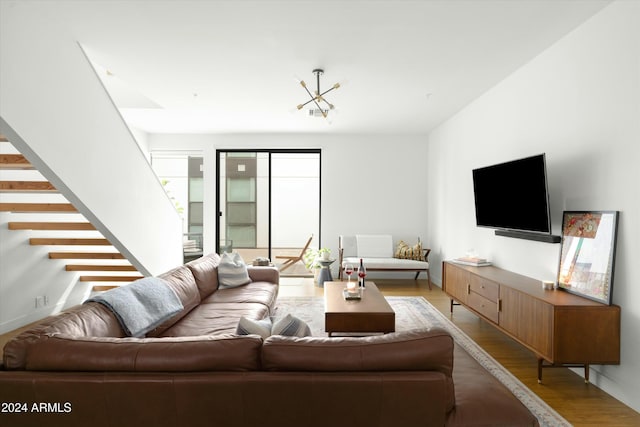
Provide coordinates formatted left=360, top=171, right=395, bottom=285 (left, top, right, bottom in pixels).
left=272, top=314, right=311, bottom=337
left=218, top=252, right=251, bottom=289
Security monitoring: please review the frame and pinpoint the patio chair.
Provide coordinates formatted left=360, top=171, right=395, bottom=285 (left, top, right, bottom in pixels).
left=276, top=235, right=313, bottom=272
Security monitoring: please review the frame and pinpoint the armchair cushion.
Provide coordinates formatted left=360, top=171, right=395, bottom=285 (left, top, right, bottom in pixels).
left=356, top=235, right=393, bottom=258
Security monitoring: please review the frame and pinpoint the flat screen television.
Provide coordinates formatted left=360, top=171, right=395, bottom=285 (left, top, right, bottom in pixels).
left=472, top=154, right=553, bottom=236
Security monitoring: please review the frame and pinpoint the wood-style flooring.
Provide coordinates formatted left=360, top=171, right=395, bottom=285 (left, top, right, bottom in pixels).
left=2, top=277, right=639, bottom=426
left=279, top=277, right=640, bottom=426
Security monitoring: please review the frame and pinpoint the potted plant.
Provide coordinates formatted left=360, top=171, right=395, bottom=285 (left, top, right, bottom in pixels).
left=319, top=247, right=331, bottom=261
left=303, top=247, right=331, bottom=282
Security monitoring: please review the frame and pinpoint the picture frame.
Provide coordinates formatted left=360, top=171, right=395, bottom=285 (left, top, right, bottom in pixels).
left=557, top=211, right=619, bottom=305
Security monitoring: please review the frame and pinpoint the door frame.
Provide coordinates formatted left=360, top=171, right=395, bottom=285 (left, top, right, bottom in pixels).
left=215, top=148, right=322, bottom=259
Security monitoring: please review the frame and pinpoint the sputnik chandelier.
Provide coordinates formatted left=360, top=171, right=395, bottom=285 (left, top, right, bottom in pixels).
left=296, top=69, right=340, bottom=119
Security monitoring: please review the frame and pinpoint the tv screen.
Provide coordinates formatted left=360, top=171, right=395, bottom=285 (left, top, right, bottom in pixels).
left=472, top=154, right=552, bottom=234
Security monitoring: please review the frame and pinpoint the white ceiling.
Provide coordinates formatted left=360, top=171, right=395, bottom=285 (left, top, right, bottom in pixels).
left=65, top=0, right=611, bottom=134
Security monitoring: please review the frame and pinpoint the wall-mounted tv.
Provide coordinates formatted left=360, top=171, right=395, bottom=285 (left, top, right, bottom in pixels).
left=472, top=154, right=560, bottom=243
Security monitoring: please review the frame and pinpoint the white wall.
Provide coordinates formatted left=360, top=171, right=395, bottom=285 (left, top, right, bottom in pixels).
left=150, top=133, right=429, bottom=276
left=426, top=1, right=640, bottom=411
left=0, top=1, right=183, bottom=276
left=0, top=212, right=95, bottom=332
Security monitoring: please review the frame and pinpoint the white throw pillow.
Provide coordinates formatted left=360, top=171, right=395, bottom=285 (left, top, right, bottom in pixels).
left=236, top=316, right=272, bottom=339
left=218, top=252, right=251, bottom=289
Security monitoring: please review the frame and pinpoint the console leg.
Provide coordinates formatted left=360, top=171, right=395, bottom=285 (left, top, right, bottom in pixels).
left=585, top=364, right=590, bottom=384
left=537, top=358, right=543, bottom=383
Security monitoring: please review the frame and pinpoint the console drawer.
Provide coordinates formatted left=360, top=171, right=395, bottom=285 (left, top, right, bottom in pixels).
left=468, top=291, right=499, bottom=323
left=469, top=275, right=499, bottom=302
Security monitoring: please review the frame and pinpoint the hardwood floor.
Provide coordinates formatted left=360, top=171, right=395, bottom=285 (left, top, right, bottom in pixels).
left=2, top=277, right=638, bottom=426
left=280, top=278, right=640, bottom=426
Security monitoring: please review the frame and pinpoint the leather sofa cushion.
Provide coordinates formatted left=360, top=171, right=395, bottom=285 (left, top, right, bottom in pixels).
left=262, top=328, right=455, bottom=412
left=2, top=303, right=125, bottom=370
left=201, top=281, right=278, bottom=309
left=246, top=266, right=280, bottom=284
left=186, top=253, right=221, bottom=300
left=159, top=302, right=270, bottom=337
left=24, top=334, right=262, bottom=372
left=146, top=265, right=201, bottom=337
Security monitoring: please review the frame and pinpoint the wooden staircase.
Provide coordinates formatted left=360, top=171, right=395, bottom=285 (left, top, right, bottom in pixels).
left=0, top=137, right=143, bottom=291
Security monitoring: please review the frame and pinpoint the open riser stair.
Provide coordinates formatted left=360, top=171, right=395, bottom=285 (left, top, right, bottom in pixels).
left=0, top=137, right=143, bottom=292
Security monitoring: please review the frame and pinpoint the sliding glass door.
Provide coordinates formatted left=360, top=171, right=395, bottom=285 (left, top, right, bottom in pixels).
left=216, top=150, right=320, bottom=276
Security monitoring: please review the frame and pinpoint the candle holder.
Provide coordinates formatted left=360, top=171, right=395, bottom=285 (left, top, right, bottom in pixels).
left=343, top=287, right=362, bottom=300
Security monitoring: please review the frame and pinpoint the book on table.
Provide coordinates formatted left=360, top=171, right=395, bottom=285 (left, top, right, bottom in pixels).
left=452, top=256, right=492, bottom=267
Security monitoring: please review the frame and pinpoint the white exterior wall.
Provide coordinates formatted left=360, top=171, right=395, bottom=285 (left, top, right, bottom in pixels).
left=426, top=1, right=640, bottom=411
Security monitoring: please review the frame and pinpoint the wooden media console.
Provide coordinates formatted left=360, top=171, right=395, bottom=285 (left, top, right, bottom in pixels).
left=442, top=261, right=620, bottom=383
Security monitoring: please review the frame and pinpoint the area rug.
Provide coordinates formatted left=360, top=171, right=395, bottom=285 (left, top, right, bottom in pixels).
left=274, top=296, right=570, bottom=427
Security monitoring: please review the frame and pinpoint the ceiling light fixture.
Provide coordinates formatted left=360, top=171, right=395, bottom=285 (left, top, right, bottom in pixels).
left=296, top=69, right=340, bottom=119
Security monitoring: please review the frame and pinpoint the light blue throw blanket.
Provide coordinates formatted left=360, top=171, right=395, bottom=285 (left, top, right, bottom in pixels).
left=86, top=277, right=184, bottom=337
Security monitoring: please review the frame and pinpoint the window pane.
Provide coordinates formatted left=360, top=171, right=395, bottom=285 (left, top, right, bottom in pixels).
left=228, top=178, right=256, bottom=202
left=190, top=177, right=204, bottom=202
left=228, top=225, right=256, bottom=248
left=227, top=203, right=256, bottom=223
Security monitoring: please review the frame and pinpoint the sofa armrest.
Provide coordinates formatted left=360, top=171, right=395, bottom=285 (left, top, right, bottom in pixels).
left=247, top=266, right=279, bottom=284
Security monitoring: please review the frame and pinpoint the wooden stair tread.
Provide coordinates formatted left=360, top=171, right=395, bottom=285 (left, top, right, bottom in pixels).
left=0, top=134, right=8, bottom=142
left=0, top=181, right=56, bottom=192
left=9, top=222, right=95, bottom=230
left=92, top=285, right=122, bottom=292
left=80, top=276, right=144, bottom=282
left=66, top=264, right=137, bottom=272
left=49, top=252, right=125, bottom=260
left=0, top=154, right=33, bottom=169
left=31, top=238, right=111, bottom=246
left=0, top=203, right=77, bottom=212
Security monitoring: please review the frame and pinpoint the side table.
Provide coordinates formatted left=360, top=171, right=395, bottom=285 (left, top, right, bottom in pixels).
left=316, top=258, right=335, bottom=287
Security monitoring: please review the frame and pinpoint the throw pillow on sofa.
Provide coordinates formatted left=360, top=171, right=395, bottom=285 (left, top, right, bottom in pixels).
left=236, top=314, right=311, bottom=338
left=218, top=252, right=251, bottom=289
left=272, top=314, right=311, bottom=337
left=236, top=316, right=272, bottom=339
left=395, top=240, right=424, bottom=261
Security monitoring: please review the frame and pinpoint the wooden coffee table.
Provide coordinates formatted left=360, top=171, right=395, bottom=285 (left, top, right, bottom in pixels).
left=324, top=281, right=395, bottom=337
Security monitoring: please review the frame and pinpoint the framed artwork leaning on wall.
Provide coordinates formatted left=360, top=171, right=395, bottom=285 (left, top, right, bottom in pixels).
left=557, top=210, right=619, bottom=305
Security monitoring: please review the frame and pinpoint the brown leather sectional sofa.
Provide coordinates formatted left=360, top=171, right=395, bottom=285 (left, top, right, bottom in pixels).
left=0, top=253, right=538, bottom=426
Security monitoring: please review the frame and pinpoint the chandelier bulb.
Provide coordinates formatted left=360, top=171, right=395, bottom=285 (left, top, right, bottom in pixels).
left=297, top=104, right=304, bottom=110
left=300, top=80, right=307, bottom=88
left=333, top=83, right=340, bottom=89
